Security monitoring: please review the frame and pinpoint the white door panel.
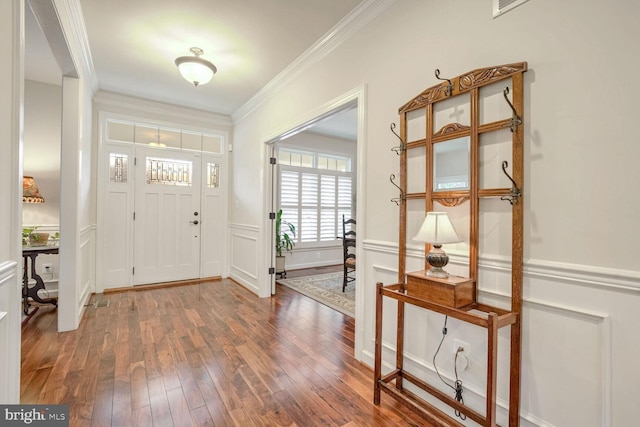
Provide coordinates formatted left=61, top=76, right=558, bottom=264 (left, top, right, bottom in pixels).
left=134, top=148, right=201, bottom=285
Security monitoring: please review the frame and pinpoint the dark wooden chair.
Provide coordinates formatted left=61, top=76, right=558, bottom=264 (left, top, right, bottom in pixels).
left=342, top=215, right=356, bottom=292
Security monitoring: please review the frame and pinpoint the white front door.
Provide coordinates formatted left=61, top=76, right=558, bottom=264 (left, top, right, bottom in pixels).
left=133, top=147, right=201, bottom=285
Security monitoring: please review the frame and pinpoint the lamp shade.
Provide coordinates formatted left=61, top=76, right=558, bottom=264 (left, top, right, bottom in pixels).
left=175, top=47, right=217, bottom=87
left=23, top=176, right=45, bottom=203
left=413, top=212, right=460, bottom=245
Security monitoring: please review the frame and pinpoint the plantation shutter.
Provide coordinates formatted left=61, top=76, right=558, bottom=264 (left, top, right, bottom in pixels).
left=338, top=175, right=353, bottom=223
left=320, top=175, right=336, bottom=241
left=279, top=166, right=353, bottom=246
left=280, top=170, right=300, bottom=232
left=300, top=173, right=318, bottom=242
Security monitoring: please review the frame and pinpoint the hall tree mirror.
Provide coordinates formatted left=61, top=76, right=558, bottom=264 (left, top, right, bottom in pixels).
left=375, top=62, right=527, bottom=426
left=433, top=136, right=470, bottom=192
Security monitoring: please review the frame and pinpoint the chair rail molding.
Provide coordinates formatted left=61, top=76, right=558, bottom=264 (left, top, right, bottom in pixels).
left=363, top=239, right=640, bottom=294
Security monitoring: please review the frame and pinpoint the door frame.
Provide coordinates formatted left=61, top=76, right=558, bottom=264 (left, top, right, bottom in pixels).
left=261, top=85, right=367, bottom=360
left=95, top=111, right=230, bottom=292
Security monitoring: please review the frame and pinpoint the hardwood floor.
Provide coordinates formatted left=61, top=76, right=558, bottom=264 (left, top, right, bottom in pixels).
left=21, top=279, right=432, bottom=426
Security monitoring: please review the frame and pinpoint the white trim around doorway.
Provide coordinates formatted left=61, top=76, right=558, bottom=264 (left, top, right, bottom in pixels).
left=260, top=84, right=367, bottom=360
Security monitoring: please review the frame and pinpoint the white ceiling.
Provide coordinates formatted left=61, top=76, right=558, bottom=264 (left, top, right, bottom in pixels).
left=307, top=107, right=358, bottom=141
left=84, top=0, right=362, bottom=115
left=25, top=0, right=362, bottom=139
left=25, top=4, right=62, bottom=86
left=25, top=0, right=362, bottom=140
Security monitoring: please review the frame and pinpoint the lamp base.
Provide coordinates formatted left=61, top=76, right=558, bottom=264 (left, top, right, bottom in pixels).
left=426, top=266, right=449, bottom=278
left=426, top=245, right=450, bottom=278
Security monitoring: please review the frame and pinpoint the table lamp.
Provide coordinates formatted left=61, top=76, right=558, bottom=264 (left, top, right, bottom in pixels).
left=413, top=212, right=461, bottom=278
left=23, top=176, right=45, bottom=203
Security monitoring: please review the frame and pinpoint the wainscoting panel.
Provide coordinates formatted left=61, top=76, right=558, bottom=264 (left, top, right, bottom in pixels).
left=229, top=223, right=260, bottom=294
left=0, top=261, right=19, bottom=403
left=361, top=239, right=629, bottom=426
left=79, top=225, right=95, bottom=313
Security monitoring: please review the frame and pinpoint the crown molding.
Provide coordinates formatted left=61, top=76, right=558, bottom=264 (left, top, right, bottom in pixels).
left=94, top=90, right=233, bottom=129
left=66, top=0, right=97, bottom=89
left=232, top=0, right=396, bottom=123
left=30, top=0, right=98, bottom=92
left=55, top=0, right=98, bottom=92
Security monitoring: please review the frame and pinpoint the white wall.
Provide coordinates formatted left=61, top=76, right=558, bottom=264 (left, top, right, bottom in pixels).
left=23, top=80, right=61, bottom=226
left=231, top=0, right=640, bottom=425
left=23, top=79, right=62, bottom=289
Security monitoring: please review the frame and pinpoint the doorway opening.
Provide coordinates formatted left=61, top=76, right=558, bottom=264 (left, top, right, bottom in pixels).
left=274, top=107, right=357, bottom=318
left=22, top=1, right=65, bottom=330
left=267, top=86, right=365, bottom=332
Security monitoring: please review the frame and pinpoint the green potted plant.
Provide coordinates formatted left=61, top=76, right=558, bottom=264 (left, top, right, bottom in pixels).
left=22, top=226, right=49, bottom=246
left=275, top=209, right=296, bottom=277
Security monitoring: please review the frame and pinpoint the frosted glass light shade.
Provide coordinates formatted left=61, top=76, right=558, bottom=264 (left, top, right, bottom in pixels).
left=413, top=212, right=461, bottom=244
left=175, top=48, right=217, bottom=87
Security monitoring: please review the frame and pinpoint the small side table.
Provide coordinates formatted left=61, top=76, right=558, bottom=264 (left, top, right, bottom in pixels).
left=22, top=245, right=59, bottom=315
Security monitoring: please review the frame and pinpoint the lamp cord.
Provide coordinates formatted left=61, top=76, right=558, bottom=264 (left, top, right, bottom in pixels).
left=433, top=316, right=466, bottom=420
left=453, top=348, right=466, bottom=420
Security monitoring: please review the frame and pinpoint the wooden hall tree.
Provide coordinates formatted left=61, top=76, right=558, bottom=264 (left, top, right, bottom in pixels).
left=374, top=62, right=527, bottom=426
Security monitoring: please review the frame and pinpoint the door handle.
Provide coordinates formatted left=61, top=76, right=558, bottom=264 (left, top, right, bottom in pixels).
left=189, top=220, right=199, bottom=225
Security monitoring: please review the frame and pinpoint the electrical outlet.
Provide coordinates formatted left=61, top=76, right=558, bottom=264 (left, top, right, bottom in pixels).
left=453, top=338, right=471, bottom=372
left=42, top=263, right=53, bottom=273
left=453, top=338, right=471, bottom=358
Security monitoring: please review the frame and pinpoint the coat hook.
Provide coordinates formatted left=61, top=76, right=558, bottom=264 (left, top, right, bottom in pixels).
left=435, top=69, right=454, bottom=97
left=503, top=87, right=522, bottom=132
left=389, top=174, right=405, bottom=205
left=500, top=161, right=521, bottom=205
left=390, top=123, right=406, bottom=155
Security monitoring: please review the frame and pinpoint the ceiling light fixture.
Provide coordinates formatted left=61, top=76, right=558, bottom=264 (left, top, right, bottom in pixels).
left=175, top=47, right=217, bottom=87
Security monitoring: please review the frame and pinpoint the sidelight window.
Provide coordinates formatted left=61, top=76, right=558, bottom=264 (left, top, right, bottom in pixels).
left=207, top=162, right=220, bottom=189
left=109, top=153, right=128, bottom=183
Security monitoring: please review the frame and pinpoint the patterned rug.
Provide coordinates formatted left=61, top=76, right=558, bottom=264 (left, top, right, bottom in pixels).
left=277, top=271, right=355, bottom=318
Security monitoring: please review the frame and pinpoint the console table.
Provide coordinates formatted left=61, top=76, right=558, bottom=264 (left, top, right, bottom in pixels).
left=22, top=245, right=58, bottom=315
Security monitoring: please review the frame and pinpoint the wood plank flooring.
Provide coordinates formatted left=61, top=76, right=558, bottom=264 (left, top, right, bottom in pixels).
left=21, top=279, right=433, bottom=426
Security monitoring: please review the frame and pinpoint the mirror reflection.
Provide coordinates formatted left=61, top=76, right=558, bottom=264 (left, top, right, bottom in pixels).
left=433, top=136, right=470, bottom=192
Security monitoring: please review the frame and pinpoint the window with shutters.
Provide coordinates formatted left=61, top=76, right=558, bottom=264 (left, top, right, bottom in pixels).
left=278, top=148, right=353, bottom=248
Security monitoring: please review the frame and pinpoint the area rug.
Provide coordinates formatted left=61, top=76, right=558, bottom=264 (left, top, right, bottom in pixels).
left=277, top=271, right=355, bottom=318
